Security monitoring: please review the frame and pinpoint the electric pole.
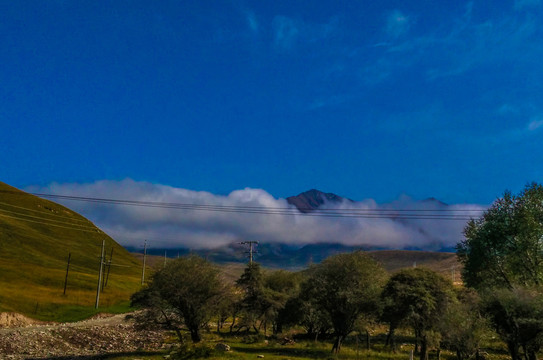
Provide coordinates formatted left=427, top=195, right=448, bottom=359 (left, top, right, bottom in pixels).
left=95, top=240, right=105, bottom=309
left=103, top=247, right=114, bottom=290
left=164, top=250, right=167, bottom=268
left=63, top=252, right=71, bottom=295
left=239, top=241, right=258, bottom=264
left=141, top=240, right=147, bottom=285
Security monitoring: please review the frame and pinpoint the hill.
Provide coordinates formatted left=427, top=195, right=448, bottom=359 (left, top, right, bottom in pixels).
left=0, top=182, right=143, bottom=321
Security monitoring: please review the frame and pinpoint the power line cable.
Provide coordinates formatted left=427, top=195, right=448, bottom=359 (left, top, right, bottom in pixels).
left=0, top=207, right=99, bottom=230
left=0, top=200, right=90, bottom=223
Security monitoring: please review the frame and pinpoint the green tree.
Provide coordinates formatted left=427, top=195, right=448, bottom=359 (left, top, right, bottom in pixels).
left=381, top=267, right=455, bottom=360
left=457, top=183, right=543, bottom=360
left=132, top=255, right=225, bottom=343
left=483, top=287, right=543, bottom=360
left=457, top=183, right=543, bottom=290
left=235, top=262, right=266, bottom=333
left=304, top=251, right=387, bottom=353
left=439, top=288, right=488, bottom=360
left=262, top=269, right=301, bottom=334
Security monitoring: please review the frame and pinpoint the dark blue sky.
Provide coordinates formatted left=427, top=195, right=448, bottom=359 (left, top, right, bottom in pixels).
left=2, top=0, right=543, bottom=204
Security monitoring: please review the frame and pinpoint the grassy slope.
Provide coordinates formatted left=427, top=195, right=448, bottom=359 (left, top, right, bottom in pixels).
left=0, top=181, right=143, bottom=321
left=368, top=250, right=459, bottom=274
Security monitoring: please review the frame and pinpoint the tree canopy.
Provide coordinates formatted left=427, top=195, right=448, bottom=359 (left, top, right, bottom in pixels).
left=303, top=251, right=387, bottom=353
left=457, top=183, right=543, bottom=360
left=132, top=255, right=225, bottom=343
left=457, top=183, right=543, bottom=290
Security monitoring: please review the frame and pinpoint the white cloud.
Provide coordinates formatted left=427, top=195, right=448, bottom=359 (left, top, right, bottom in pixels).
left=27, top=179, right=486, bottom=251
left=386, top=10, right=410, bottom=38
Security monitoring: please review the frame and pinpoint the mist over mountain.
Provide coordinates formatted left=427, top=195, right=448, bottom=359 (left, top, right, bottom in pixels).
left=28, top=179, right=487, bottom=254
left=286, top=189, right=354, bottom=213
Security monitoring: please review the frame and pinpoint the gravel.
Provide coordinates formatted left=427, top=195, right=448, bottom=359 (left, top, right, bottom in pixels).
left=0, top=313, right=167, bottom=359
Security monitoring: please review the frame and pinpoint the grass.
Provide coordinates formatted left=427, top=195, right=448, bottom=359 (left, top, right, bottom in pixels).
left=0, top=181, right=145, bottom=321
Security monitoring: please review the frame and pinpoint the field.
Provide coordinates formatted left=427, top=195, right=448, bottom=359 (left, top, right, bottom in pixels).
left=0, top=182, right=144, bottom=321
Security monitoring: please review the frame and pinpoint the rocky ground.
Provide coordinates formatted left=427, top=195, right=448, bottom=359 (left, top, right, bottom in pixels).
left=0, top=312, right=167, bottom=359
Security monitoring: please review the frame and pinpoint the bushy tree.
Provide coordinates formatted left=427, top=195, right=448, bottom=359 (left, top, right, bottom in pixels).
left=262, top=270, right=301, bottom=334
left=457, top=183, right=543, bottom=360
left=235, top=262, right=266, bottom=333
left=482, top=287, right=543, bottom=360
left=381, top=267, right=454, bottom=360
left=303, top=251, right=387, bottom=353
left=131, top=255, right=225, bottom=343
left=439, top=288, right=488, bottom=360
left=457, top=183, right=543, bottom=290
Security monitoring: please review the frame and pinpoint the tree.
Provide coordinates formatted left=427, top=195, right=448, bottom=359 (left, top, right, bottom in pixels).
left=439, top=288, right=488, bottom=360
left=457, top=183, right=543, bottom=290
left=132, top=255, right=225, bottom=343
left=457, top=183, right=543, bottom=360
left=381, top=267, right=455, bottom=360
left=262, top=270, right=301, bottom=334
left=235, top=262, right=266, bottom=333
left=482, top=287, right=543, bottom=360
left=303, top=251, right=387, bottom=353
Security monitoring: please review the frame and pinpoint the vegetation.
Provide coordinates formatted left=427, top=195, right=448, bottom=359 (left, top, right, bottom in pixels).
left=132, top=256, right=226, bottom=343
left=303, top=251, right=387, bottom=353
left=0, top=182, right=143, bottom=321
left=458, top=182, right=543, bottom=360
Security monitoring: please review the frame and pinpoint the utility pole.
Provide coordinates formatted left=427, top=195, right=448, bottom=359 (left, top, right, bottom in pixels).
left=141, top=240, right=147, bottom=285
left=163, top=250, right=167, bottom=268
left=103, top=247, right=114, bottom=290
left=239, top=241, right=258, bottom=264
left=95, top=240, right=105, bottom=309
left=63, top=252, right=71, bottom=295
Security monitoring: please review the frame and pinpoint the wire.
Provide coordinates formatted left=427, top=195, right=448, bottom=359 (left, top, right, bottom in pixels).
left=0, top=189, right=483, bottom=221
left=0, top=200, right=90, bottom=223
left=0, top=207, right=98, bottom=230
left=0, top=213, right=102, bottom=233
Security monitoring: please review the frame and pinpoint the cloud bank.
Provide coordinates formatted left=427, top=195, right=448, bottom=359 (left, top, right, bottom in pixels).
left=28, top=179, right=486, bottom=251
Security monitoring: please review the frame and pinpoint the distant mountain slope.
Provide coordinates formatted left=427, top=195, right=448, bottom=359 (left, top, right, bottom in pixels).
left=0, top=182, right=142, bottom=320
left=286, top=189, right=353, bottom=212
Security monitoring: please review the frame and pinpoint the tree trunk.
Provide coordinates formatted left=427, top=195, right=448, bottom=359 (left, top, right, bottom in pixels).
left=507, top=341, right=520, bottom=360
left=159, top=309, right=183, bottom=344
left=419, top=338, right=428, bottom=360
left=229, top=314, right=237, bottom=333
left=528, top=350, right=538, bottom=360
left=366, top=329, right=371, bottom=350
left=386, top=326, right=396, bottom=352
left=332, top=335, right=343, bottom=354
left=189, top=327, right=201, bottom=343
left=436, top=348, right=441, bottom=360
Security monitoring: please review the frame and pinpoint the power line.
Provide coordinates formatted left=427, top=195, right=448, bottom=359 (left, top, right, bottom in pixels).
left=0, top=207, right=98, bottom=230
left=0, top=190, right=484, bottom=213
left=3, top=192, right=483, bottom=221
left=0, top=213, right=102, bottom=233
left=0, top=200, right=89, bottom=223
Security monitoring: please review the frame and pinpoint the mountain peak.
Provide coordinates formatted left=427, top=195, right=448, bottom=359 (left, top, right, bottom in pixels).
left=286, top=189, right=352, bottom=213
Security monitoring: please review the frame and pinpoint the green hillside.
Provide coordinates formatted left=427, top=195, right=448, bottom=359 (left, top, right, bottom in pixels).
left=0, top=182, right=143, bottom=321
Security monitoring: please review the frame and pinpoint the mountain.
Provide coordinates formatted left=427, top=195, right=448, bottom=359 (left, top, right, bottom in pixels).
left=128, top=189, right=461, bottom=270
left=286, top=189, right=353, bottom=212
left=0, top=182, right=142, bottom=320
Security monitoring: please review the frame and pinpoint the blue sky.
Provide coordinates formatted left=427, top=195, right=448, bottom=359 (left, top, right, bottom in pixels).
left=2, top=0, right=543, bottom=204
